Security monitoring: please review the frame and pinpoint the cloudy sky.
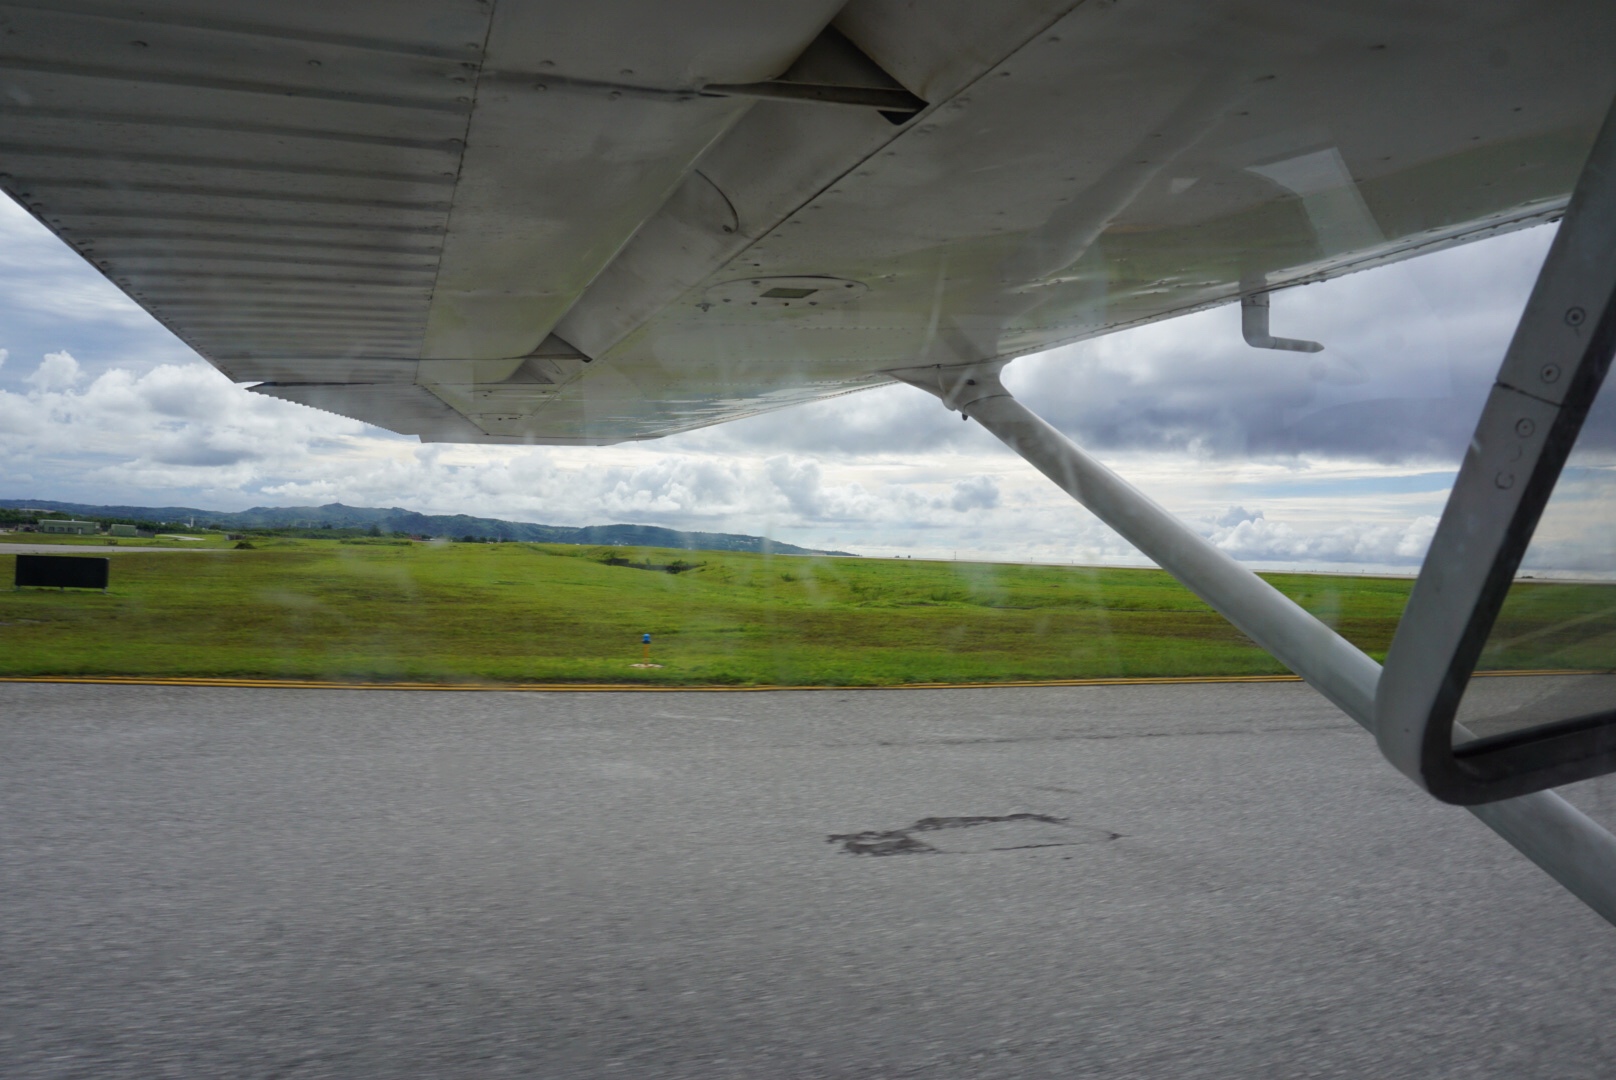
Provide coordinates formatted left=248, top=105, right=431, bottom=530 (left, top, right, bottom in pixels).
left=0, top=193, right=1559, bottom=571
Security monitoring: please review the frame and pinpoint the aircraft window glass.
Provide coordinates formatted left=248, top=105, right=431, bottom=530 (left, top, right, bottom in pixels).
left=1455, top=370, right=1616, bottom=745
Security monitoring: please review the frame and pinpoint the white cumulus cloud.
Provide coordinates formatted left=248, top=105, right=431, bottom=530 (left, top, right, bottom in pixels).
left=25, top=350, right=80, bottom=392
left=1208, top=511, right=1440, bottom=566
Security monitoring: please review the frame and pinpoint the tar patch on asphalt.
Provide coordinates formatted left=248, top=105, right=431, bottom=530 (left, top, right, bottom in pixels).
left=828, top=813, right=1121, bottom=856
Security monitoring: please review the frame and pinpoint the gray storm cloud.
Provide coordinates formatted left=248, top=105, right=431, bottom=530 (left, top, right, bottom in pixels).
left=704, top=224, right=1555, bottom=469
left=1004, top=227, right=1550, bottom=465
left=950, top=476, right=1001, bottom=512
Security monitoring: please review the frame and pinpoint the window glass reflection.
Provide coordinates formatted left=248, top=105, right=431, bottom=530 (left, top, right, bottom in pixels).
left=1457, top=374, right=1616, bottom=742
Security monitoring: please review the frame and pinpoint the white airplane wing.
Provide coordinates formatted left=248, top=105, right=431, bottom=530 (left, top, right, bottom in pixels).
left=2, top=0, right=1612, bottom=444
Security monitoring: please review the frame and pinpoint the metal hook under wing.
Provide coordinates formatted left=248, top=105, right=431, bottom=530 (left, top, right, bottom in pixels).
left=1242, top=290, right=1324, bottom=352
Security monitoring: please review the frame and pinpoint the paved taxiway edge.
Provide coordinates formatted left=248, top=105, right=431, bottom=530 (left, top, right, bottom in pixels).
left=0, top=670, right=1585, bottom=693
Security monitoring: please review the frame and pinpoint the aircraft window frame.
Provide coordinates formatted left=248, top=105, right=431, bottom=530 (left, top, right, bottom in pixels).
left=1375, top=99, right=1616, bottom=804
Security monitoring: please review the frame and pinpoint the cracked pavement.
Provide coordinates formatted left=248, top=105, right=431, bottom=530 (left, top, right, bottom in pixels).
left=3, top=680, right=1615, bottom=1078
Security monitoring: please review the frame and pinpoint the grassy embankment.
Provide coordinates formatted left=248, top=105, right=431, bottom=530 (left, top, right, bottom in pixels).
left=0, top=537, right=1608, bottom=685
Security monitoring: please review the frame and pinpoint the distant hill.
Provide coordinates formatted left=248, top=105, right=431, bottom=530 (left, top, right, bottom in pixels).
left=0, top=499, right=855, bottom=557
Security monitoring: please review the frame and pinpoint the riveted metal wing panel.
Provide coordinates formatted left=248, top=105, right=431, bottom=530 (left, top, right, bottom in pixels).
left=4, top=1, right=1616, bottom=443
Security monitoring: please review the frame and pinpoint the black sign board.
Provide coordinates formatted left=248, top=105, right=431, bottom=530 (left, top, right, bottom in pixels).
left=15, top=554, right=110, bottom=590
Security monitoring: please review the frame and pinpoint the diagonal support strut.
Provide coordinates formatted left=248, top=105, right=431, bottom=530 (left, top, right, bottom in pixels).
left=889, top=361, right=1616, bottom=927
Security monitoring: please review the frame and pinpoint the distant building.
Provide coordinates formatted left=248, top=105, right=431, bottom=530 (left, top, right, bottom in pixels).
left=38, top=519, right=98, bottom=535
left=108, top=524, right=139, bottom=537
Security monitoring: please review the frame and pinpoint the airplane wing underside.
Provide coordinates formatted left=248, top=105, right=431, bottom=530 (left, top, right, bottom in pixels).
left=2, top=0, right=1613, bottom=444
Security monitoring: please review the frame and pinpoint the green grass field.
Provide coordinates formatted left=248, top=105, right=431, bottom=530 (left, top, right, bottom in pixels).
left=0, top=538, right=1610, bottom=685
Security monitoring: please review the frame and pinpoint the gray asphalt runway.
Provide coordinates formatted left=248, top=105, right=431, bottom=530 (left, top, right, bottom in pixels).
left=4, top=680, right=1614, bottom=1079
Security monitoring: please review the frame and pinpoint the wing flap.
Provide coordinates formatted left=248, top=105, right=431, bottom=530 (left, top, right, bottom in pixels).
left=248, top=380, right=489, bottom=443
